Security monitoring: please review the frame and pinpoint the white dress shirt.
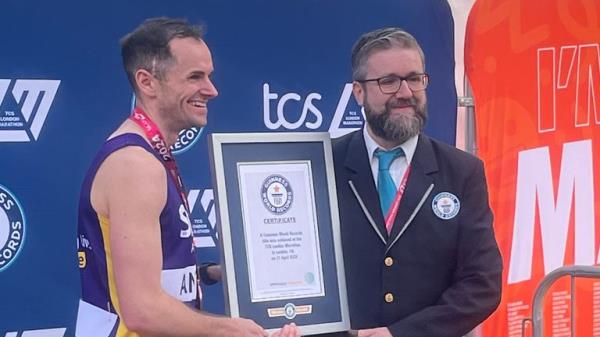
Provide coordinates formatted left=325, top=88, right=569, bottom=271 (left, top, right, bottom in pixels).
left=363, top=127, right=419, bottom=189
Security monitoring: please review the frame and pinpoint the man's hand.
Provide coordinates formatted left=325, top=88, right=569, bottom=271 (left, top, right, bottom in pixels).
left=357, top=327, right=392, bottom=337
left=271, top=323, right=300, bottom=337
left=206, top=264, right=222, bottom=281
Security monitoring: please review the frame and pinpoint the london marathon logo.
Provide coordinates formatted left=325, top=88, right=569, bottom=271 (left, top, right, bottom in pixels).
left=0, top=79, right=60, bottom=142
left=261, top=175, right=293, bottom=215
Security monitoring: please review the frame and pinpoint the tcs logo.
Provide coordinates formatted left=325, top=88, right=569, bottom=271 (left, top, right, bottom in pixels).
left=262, top=82, right=365, bottom=137
left=263, top=83, right=322, bottom=130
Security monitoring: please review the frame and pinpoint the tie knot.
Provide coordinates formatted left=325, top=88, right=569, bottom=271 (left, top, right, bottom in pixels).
left=375, top=148, right=404, bottom=170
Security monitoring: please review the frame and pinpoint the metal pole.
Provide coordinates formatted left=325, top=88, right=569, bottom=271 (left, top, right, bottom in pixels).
left=532, top=266, right=600, bottom=337
left=458, top=76, right=476, bottom=155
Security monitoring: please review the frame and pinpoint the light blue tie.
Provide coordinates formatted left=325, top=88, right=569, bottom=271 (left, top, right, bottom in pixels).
left=374, top=148, right=405, bottom=217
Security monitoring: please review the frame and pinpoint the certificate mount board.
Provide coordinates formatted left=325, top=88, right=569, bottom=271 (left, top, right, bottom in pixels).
left=209, top=132, right=349, bottom=335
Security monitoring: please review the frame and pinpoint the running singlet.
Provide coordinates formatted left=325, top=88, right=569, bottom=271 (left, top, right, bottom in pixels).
left=75, top=133, right=199, bottom=337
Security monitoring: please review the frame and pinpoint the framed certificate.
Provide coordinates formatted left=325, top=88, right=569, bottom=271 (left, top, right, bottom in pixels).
left=209, top=132, right=350, bottom=335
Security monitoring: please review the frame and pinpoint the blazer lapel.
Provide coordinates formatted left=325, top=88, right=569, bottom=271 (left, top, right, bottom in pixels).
left=387, top=135, right=438, bottom=252
left=344, top=131, right=388, bottom=244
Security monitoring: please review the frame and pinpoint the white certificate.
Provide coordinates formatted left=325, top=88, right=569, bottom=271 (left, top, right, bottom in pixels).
left=238, top=161, right=325, bottom=302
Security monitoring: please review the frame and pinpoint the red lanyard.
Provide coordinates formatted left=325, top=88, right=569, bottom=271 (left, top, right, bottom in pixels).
left=385, top=165, right=411, bottom=234
left=129, top=108, right=190, bottom=213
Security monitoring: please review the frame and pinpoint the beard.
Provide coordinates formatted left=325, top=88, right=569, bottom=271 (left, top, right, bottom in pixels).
left=364, top=96, right=427, bottom=145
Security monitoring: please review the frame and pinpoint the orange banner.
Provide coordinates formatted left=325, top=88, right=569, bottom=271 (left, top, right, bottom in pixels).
left=465, top=0, right=600, bottom=336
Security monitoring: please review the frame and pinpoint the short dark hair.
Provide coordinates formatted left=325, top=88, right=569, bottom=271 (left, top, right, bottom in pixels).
left=120, top=17, right=204, bottom=91
left=351, top=27, right=425, bottom=81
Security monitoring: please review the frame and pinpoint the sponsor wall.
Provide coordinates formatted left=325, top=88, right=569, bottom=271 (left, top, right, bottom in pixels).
left=466, top=0, right=600, bottom=336
left=0, top=0, right=457, bottom=335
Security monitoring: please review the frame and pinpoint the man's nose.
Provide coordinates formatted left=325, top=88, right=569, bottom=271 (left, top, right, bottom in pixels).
left=202, top=79, right=219, bottom=98
left=394, top=80, right=413, bottom=99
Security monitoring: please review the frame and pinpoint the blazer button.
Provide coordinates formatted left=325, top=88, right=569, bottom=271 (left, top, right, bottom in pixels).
left=384, top=257, right=393, bottom=267
left=384, top=293, right=394, bottom=303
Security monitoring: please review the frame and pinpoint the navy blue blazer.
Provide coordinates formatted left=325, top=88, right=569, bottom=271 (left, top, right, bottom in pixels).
left=332, top=130, right=502, bottom=337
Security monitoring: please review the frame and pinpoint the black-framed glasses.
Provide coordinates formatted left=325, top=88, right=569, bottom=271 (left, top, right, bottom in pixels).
left=357, top=73, right=429, bottom=94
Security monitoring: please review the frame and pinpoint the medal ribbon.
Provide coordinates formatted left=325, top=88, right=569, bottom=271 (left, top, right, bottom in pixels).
left=129, top=108, right=190, bottom=213
left=129, top=108, right=202, bottom=308
left=385, top=165, right=411, bottom=234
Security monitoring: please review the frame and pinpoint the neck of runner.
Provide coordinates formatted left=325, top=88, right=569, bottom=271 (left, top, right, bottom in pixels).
left=130, top=107, right=175, bottom=162
left=129, top=107, right=191, bottom=214
left=133, top=103, right=178, bottom=146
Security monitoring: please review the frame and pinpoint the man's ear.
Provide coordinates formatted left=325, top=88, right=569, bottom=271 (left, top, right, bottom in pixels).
left=134, top=69, right=158, bottom=98
left=352, top=81, right=365, bottom=106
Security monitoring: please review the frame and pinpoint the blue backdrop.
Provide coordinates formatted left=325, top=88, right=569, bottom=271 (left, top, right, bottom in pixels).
left=0, top=1, right=456, bottom=335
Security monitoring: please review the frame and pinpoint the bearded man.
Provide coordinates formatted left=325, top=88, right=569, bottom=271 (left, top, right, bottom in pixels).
left=331, top=27, right=502, bottom=337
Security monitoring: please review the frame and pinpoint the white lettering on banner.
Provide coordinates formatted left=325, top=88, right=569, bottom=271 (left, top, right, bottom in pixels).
left=508, top=140, right=595, bottom=284
left=537, top=44, right=599, bottom=133
left=171, top=127, right=202, bottom=154
left=262, top=83, right=323, bottom=130
left=0, top=186, right=25, bottom=271
left=262, top=82, right=365, bottom=135
left=328, top=83, right=365, bottom=138
left=0, top=79, right=60, bottom=142
left=4, top=328, right=67, bottom=337
left=187, top=189, right=218, bottom=248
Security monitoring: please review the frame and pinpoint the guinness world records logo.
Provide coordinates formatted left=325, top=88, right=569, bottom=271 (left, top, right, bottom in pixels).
left=261, top=175, right=293, bottom=214
left=284, top=303, right=297, bottom=319
left=432, top=192, right=460, bottom=220
left=0, top=184, right=26, bottom=272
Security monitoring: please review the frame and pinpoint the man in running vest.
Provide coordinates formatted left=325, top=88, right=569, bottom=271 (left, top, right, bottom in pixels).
left=76, top=17, right=298, bottom=337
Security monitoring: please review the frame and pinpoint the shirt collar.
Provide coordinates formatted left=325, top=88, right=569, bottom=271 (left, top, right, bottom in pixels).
left=363, top=126, right=419, bottom=164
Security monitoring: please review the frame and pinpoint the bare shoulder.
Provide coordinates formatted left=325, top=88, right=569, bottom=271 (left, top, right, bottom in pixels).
left=102, top=145, right=163, bottom=174
left=91, top=145, right=167, bottom=218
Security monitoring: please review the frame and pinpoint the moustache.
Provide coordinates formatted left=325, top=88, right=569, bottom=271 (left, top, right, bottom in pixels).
left=386, top=98, right=417, bottom=109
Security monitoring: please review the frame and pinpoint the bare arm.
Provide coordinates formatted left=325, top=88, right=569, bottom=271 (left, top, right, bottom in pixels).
left=92, top=146, right=267, bottom=337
